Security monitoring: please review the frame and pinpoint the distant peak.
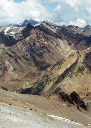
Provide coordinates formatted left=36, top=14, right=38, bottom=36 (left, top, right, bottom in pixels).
left=23, top=19, right=29, bottom=23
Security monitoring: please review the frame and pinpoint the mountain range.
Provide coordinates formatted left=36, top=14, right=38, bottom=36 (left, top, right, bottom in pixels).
left=0, top=20, right=91, bottom=112
left=6, top=19, right=39, bottom=27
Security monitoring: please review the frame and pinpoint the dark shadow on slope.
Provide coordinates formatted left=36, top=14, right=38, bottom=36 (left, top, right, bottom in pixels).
left=0, top=33, right=17, bottom=47
left=84, top=52, right=91, bottom=72
left=20, top=88, right=32, bottom=94
left=22, top=23, right=34, bottom=38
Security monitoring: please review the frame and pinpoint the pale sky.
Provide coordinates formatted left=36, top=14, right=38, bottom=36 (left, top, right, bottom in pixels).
left=0, top=0, right=91, bottom=27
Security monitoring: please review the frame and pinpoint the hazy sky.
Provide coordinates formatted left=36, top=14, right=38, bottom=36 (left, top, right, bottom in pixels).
left=0, top=0, right=91, bottom=27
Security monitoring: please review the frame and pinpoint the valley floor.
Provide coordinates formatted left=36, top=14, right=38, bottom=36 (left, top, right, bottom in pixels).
left=0, top=89, right=91, bottom=128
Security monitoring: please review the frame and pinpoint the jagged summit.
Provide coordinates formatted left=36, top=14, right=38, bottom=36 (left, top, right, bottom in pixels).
left=5, top=19, right=39, bottom=27
left=17, top=19, right=39, bottom=27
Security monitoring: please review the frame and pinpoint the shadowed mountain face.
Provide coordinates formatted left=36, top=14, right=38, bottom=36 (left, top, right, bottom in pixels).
left=0, top=21, right=91, bottom=97
left=0, top=33, right=17, bottom=47
left=0, top=24, right=34, bottom=47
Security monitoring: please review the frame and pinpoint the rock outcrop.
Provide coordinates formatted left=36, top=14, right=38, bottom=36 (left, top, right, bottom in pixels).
left=58, top=91, right=87, bottom=110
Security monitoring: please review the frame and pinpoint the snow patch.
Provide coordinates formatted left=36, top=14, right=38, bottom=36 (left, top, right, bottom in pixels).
left=56, top=27, right=58, bottom=29
left=11, top=35, right=18, bottom=40
left=10, top=31, right=15, bottom=35
left=87, top=47, right=90, bottom=50
left=63, top=104, right=66, bottom=106
left=14, top=27, right=18, bottom=28
left=34, top=23, right=41, bottom=27
left=18, top=27, right=25, bottom=32
left=47, top=114, right=84, bottom=127
left=4, top=27, right=11, bottom=35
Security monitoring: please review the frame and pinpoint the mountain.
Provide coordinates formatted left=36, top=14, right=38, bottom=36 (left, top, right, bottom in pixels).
left=0, top=26, right=24, bottom=46
left=0, top=24, right=35, bottom=47
left=0, top=22, right=72, bottom=91
left=63, top=25, right=91, bottom=37
left=6, top=19, right=39, bottom=27
left=24, top=48, right=91, bottom=97
left=20, top=47, right=91, bottom=112
left=1, top=21, right=91, bottom=48
left=0, top=21, right=91, bottom=115
left=0, top=21, right=91, bottom=99
left=38, top=22, right=91, bottom=50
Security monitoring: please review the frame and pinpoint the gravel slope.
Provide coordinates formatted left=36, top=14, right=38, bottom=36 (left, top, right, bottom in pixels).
left=0, top=103, right=87, bottom=128
left=0, top=89, right=91, bottom=128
